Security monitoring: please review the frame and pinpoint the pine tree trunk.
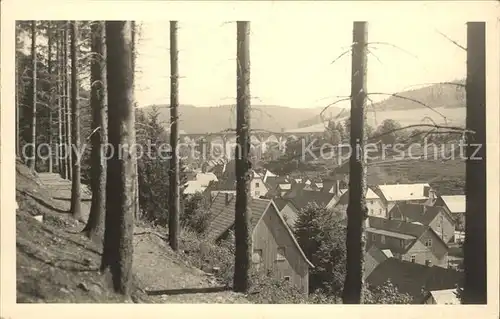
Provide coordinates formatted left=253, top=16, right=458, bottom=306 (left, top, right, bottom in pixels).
left=168, top=21, right=180, bottom=251
left=233, top=21, right=252, bottom=293
left=69, top=21, right=82, bottom=220
left=463, top=22, right=486, bottom=304
left=84, top=21, right=108, bottom=243
left=47, top=22, right=54, bottom=173
left=101, top=21, right=136, bottom=296
left=131, top=21, right=140, bottom=220
left=65, top=22, right=73, bottom=180
left=342, top=21, right=368, bottom=304
left=60, top=27, right=68, bottom=179
left=57, top=29, right=64, bottom=176
left=15, top=31, right=20, bottom=158
left=28, top=20, right=37, bottom=171
left=61, top=25, right=69, bottom=179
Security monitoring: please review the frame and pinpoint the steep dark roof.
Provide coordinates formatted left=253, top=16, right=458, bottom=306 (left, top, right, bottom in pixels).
left=287, top=190, right=336, bottom=211
left=368, top=216, right=428, bottom=238
left=205, top=193, right=269, bottom=241
left=282, top=182, right=307, bottom=197
left=364, top=245, right=390, bottom=279
left=273, top=198, right=291, bottom=211
left=366, top=216, right=428, bottom=254
left=367, top=216, right=449, bottom=254
left=389, top=203, right=444, bottom=225
left=366, top=258, right=463, bottom=303
left=204, top=193, right=314, bottom=267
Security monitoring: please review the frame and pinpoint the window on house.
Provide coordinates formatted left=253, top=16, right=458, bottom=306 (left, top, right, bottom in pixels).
left=370, top=209, right=374, bottom=215
left=255, top=191, right=260, bottom=197
left=371, top=234, right=376, bottom=241
left=400, top=240, right=405, bottom=248
left=276, top=247, right=286, bottom=261
left=379, top=209, right=383, bottom=215
left=283, top=276, right=291, bottom=282
left=425, top=239, right=432, bottom=247
left=411, top=255, right=416, bottom=263
left=256, top=182, right=260, bottom=187
left=425, top=260, right=431, bottom=266
left=381, top=235, right=386, bottom=244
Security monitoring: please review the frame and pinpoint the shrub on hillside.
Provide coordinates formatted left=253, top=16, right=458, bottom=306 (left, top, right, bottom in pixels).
left=294, top=203, right=347, bottom=298
left=181, top=193, right=212, bottom=234
left=179, top=230, right=235, bottom=286
left=247, top=270, right=307, bottom=304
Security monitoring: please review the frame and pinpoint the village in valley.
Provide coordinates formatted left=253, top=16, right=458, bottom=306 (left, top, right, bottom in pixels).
left=9, top=14, right=489, bottom=307
left=179, top=130, right=466, bottom=304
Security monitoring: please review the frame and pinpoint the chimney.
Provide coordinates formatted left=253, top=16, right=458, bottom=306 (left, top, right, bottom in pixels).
left=335, top=180, right=340, bottom=197
left=423, top=185, right=430, bottom=197
left=429, top=189, right=436, bottom=200
left=225, top=193, right=230, bottom=205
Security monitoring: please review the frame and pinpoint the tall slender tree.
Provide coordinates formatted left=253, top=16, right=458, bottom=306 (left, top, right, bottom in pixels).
left=101, top=21, right=136, bottom=295
left=28, top=20, right=37, bottom=171
left=69, top=21, right=82, bottom=220
left=342, top=21, right=368, bottom=304
left=168, top=21, right=180, bottom=251
left=131, top=21, right=140, bottom=220
left=233, top=21, right=252, bottom=293
left=15, top=26, right=20, bottom=158
left=463, top=21, right=486, bottom=304
left=83, top=21, right=108, bottom=242
left=64, top=22, right=73, bottom=180
left=60, top=27, right=68, bottom=179
left=47, top=22, right=54, bottom=173
left=56, top=28, right=64, bottom=176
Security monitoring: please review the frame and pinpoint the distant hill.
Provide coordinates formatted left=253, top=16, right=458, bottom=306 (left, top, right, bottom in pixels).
left=369, top=79, right=466, bottom=112
left=292, top=80, right=467, bottom=131
left=140, top=104, right=326, bottom=134
left=141, top=80, right=466, bottom=134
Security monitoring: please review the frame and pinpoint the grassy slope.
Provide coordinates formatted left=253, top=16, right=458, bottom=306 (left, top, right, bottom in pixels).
left=15, top=161, right=248, bottom=303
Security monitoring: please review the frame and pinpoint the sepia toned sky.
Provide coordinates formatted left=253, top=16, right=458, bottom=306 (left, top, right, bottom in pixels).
left=135, top=19, right=467, bottom=109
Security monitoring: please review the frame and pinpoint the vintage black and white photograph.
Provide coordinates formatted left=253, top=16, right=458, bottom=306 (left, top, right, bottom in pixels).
left=3, top=0, right=499, bottom=311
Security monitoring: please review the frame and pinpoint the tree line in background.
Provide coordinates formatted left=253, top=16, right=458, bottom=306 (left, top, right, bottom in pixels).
left=15, top=20, right=486, bottom=304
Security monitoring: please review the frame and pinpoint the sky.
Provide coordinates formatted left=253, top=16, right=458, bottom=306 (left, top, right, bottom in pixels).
left=134, top=19, right=467, bottom=109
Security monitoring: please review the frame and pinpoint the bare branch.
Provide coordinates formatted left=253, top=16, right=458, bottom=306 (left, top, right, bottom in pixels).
left=367, top=42, right=419, bottom=59
left=330, top=49, right=351, bottom=65
left=435, top=29, right=467, bottom=51
left=367, top=92, right=448, bottom=121
left=86, top=127, right=101, bottom=141
left=319, top=97, right=352, bottom=122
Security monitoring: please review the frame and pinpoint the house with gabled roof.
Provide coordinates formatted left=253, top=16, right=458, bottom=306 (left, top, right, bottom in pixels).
left=388, top=203, right=456, bottom=243
left=264, top=176, right=292, bottom=198
left=366, top=257, right=463, bottom=304
left=206, top=168, right=268, bottom=200
left=366, top=216, right=449, bottom=268
left=422, top=288, right=461, bottom=304
left=434, top=195, right=466, bottom=231
left=378, top=183, right=437, bottom=212
left=333, top=187, right=385, bottom=218
left=205, top=193, right=314, bottom=294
